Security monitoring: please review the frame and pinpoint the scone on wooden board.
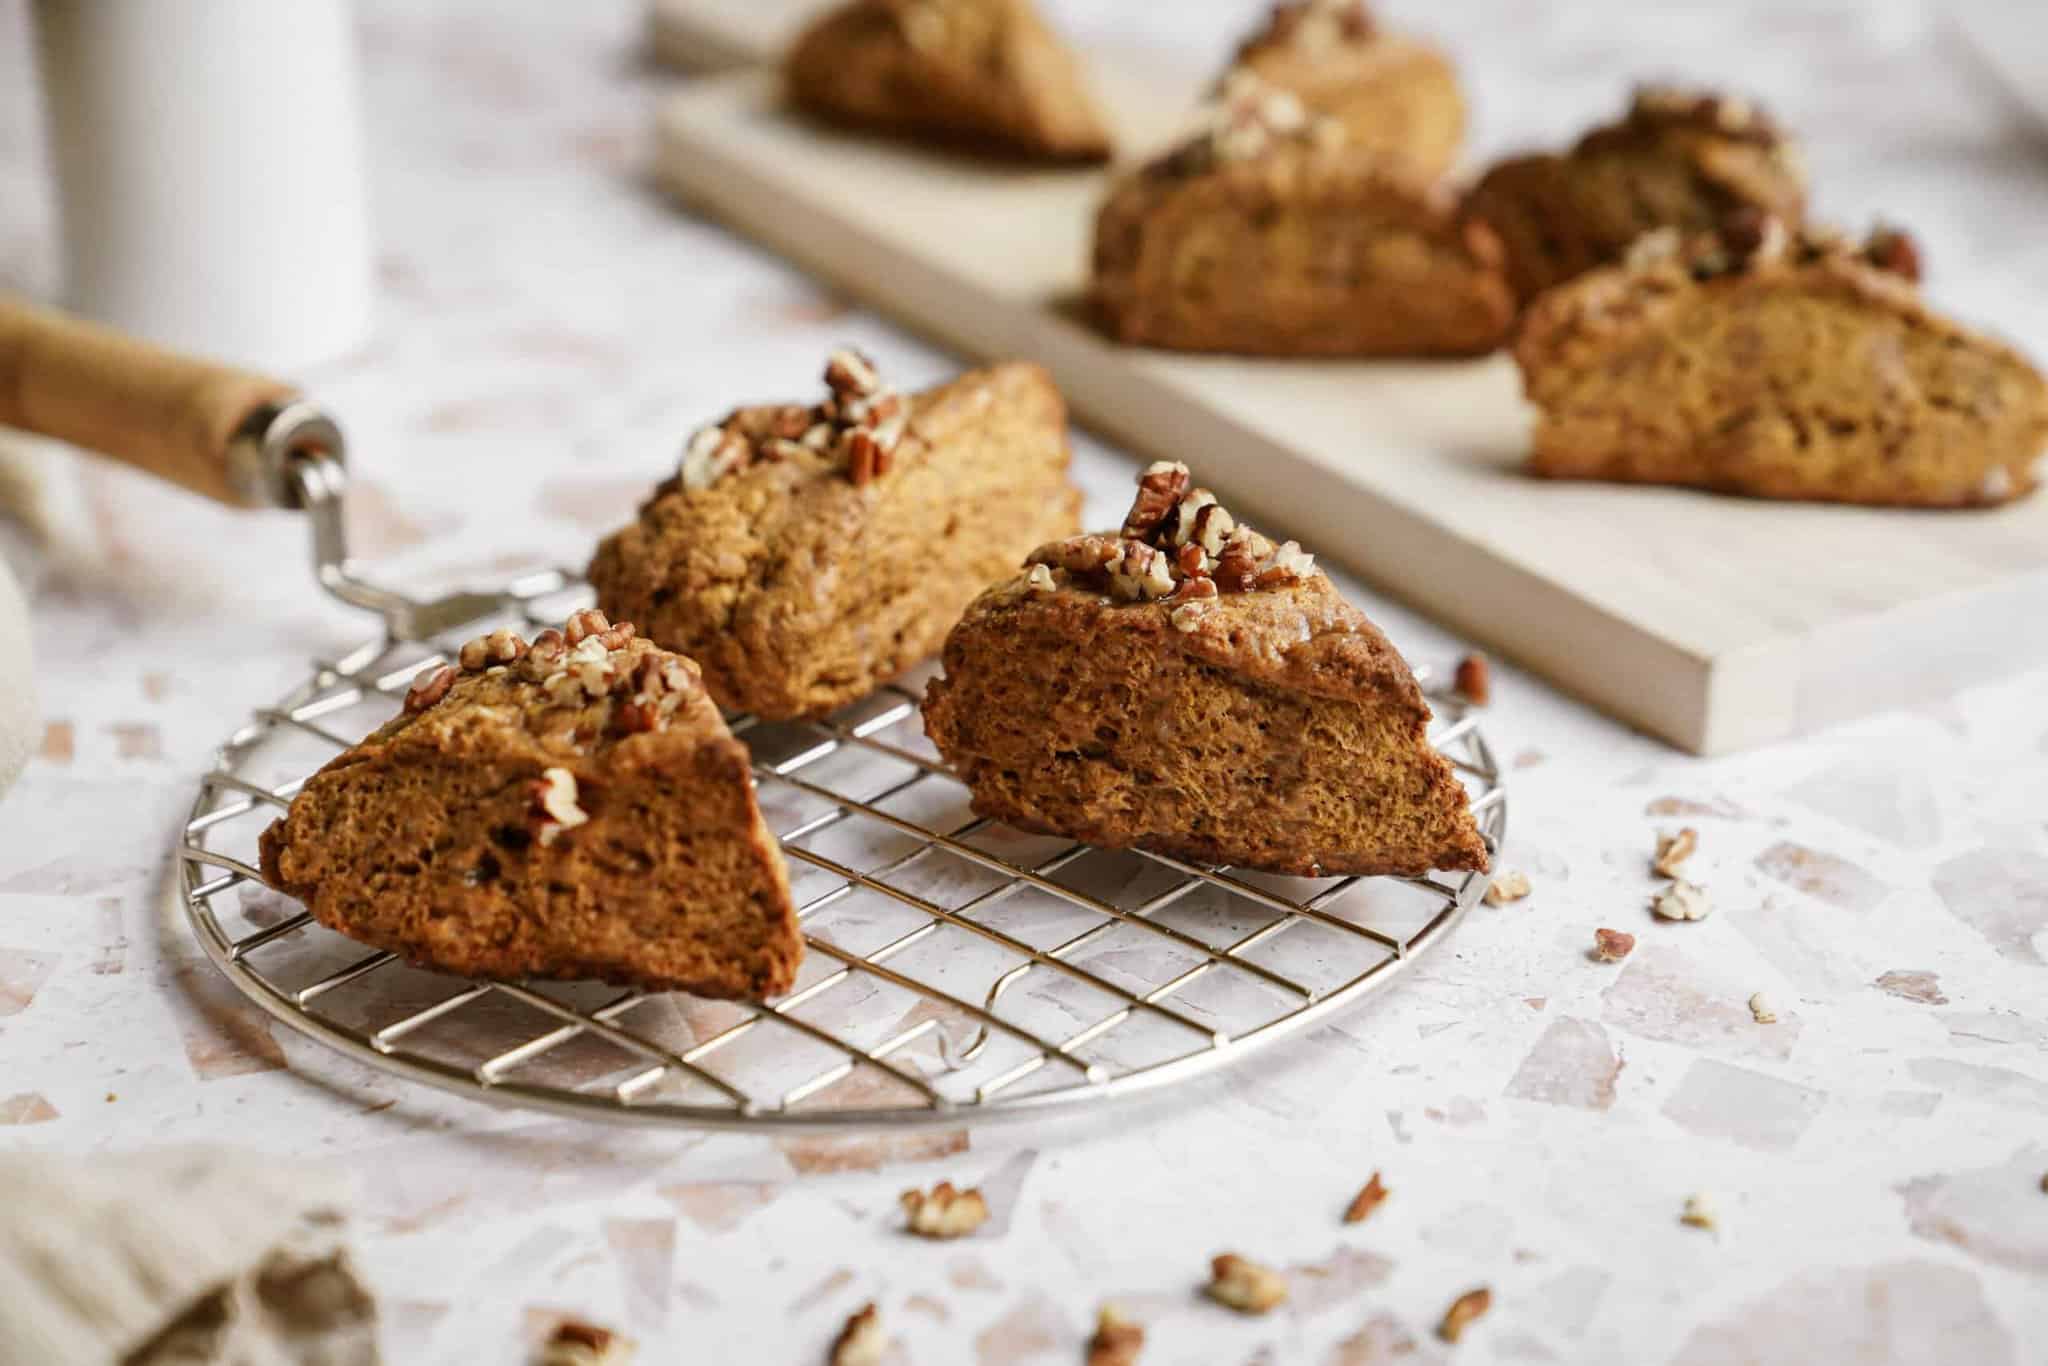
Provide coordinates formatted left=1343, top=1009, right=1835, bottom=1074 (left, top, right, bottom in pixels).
left=590, top=351, right=1083, bottom=721
left=259, top=613, right=802, bottom=1000
left=783, top=0, right=1111, bottom=162
left=1467, top=84, right=1808, bottom=303
left=1516, top=214, right=2048, bottom=506
left=1092, top=75, right=1513, bottom=357
left=1222, top=0, right=1464, bottom=181
left=923, top=464, right=1491, bottom=878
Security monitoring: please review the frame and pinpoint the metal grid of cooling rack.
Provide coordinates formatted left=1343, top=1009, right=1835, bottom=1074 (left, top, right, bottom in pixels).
left=178, top=583, right=1506, bottom=1132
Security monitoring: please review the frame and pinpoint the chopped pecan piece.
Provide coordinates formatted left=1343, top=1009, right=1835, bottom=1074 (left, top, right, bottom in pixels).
left=1436, top=1286, right=1492, bottom=1343
left=1483, top=870, right=1531, bottom=905
left=1593, top=928, right=1635, bottom=962
left=1652, top=827, right=1698, bottom=877
left=900, top=1181, right=989, bottom=1238
left=532, top=767, right=590, bottom=847
left=404, top=664, right=457, bottom=713
left=1344, top=1170, right=1390, bottom=1224
left=539, top=1318, right=635, bottom=1365
left=1086, top=1305, right=1145, bottom=1366
left=1252, top=539, right=1315, bottom=589
left=1680, top=1192, right=1718, bottom=1231
left=1124, top=461, right=1192, bottom=539
left=1864, top=224, right=1921, bottom=282
left=1107, top=542, right=1175, bottom=602
left=1166, top=488, right=1218, bottom=546
left=1205, top=1253, right=1287, bottom=1314
left=1453, top=652, right=1491, bottom=706
left=1030, top=534, right=1123, bottom=576
left=1652, top=880, right=1712, bottom=921
left=844, top=428, right=888, bottom=486
left=1211, top=530, right=1263, bottom=592
left=562, top=609, right=612, bottom=647
left=824, top=347, right=882, bottom=398
left=828, top=1302, right=886, bottom=1366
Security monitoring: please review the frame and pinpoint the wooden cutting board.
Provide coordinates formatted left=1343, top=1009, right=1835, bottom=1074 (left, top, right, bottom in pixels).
left=651, top=65, right=2048, bottom=755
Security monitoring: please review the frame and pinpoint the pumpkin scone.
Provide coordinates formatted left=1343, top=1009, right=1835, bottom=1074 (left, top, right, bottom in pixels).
left=1466, top=85, right=1808, bottom=302
left=1516, top=214, right=2048, bottom=506
left=1223, top=0, right=1464, bottom=181
left=259, top=613, right=801, bottom=999
left=923, top=465, right=1491, bottom=877
left=589, top=351, right=1082, bottom=720
left=784, top=0, right=1110, bottom=163
left=1092, top=75, right=1513, bottom=357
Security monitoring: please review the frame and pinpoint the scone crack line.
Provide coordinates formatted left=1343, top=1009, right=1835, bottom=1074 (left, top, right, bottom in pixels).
left=678, top=347, right=912, bottom=492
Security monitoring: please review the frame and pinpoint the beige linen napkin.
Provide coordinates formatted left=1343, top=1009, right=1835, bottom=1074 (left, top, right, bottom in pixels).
left=0, top=1149, right=379, bottom=1365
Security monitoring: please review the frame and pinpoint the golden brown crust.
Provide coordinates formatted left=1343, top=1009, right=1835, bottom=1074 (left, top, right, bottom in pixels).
left=1093, top=141, right=1514, bottom=357
left=1514, top=222, right=2048, bottom=506
left=589, top=361, right=1083, bottom=720
left=1227, top=3, right=1464, bottom=180
left=783, top=0, right=1111, bottom=163
left=1467, top=86, right=1807, bottom=302
left=259, top=624, right=801, bottom=999
left=922, top=470, right=1488, bottom=878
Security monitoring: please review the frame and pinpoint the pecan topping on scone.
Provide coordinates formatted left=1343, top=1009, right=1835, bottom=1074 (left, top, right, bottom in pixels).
left=1161, top=71, right=1346, bottom=177
left=1628, top=84, right=1785, bottom=148
left=1258, top=0, right=1375, bottom=54
left=1628, top=212, right=1926, bottom=286
left=1023, top=467, right=1318, bottom=608
left=675, top=347, right=913, bottom=492
left=401, top=612, right=705, bottom=744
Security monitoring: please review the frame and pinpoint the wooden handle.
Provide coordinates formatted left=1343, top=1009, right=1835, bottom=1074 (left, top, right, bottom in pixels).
left=0, top=295, right=301, bottom=507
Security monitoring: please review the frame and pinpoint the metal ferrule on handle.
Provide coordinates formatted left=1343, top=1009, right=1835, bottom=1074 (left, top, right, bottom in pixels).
left=0, top=295, right=341, bottom=508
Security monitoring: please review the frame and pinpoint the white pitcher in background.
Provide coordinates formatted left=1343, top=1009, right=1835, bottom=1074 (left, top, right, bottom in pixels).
left=31, top=0, right=373, bottom=371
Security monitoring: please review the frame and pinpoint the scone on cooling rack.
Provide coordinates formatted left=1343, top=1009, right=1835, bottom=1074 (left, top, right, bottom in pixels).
left=589, top=350, right=1083, bottom=721
left=1091, top=74, right=1513, bottom=357
left=258, top=613, right=801, bottom=1000
left=1466, top=85, right=1808, bottom=303
left=784, top=0, right=1111, bottom=163
left=1515, top=213, right=2048, bottom=506
left=922, top=464, right=1491, bottom=878
left=1221, top=0, right=1464, bottom=181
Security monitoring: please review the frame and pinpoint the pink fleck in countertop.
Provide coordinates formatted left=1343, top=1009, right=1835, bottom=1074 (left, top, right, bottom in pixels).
left=1, top=1, right=2045, bottom=1362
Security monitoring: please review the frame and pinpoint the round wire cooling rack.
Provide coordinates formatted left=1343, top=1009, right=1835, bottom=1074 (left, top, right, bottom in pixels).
left=178, top=575, right=1507, bottom=1133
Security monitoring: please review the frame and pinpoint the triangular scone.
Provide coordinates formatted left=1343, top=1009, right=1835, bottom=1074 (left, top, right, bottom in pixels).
left=1224, top=0, right=1464, bottom=181
left=784, top=0, right=1111, bottom=162
left=1467, top=85, right=1808, bottom=302
left=1516, top=216, right=2048, bottom=506
left=1092, top=76, right=1512, bottom=357
left=590, top=352, right=1082, bottom=720
left=924, top=465, right=1490, bottom=877
left=259, top=614, right=801, bottom=999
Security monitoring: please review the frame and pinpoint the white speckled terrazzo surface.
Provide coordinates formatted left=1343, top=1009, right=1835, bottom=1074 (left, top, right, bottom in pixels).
left=1, top=1, right=2046, bottom=1361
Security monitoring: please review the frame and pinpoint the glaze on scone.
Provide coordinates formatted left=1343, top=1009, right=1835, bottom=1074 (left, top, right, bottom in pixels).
left=1224, top=0, right=1464, bottom=180
left=1092, top=75, right=1513, bottom=357
left=784, top=0, right=1110, bottom=162
left=259, top=613, right=801, bottom=999
left=923, top=466, right=1490, bottom=877
left=1516, top=214, right=2048, bottom=506
left=1467, top=85, right=1808, bottom=302
left=589, top=352, right=1083, bottom=720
